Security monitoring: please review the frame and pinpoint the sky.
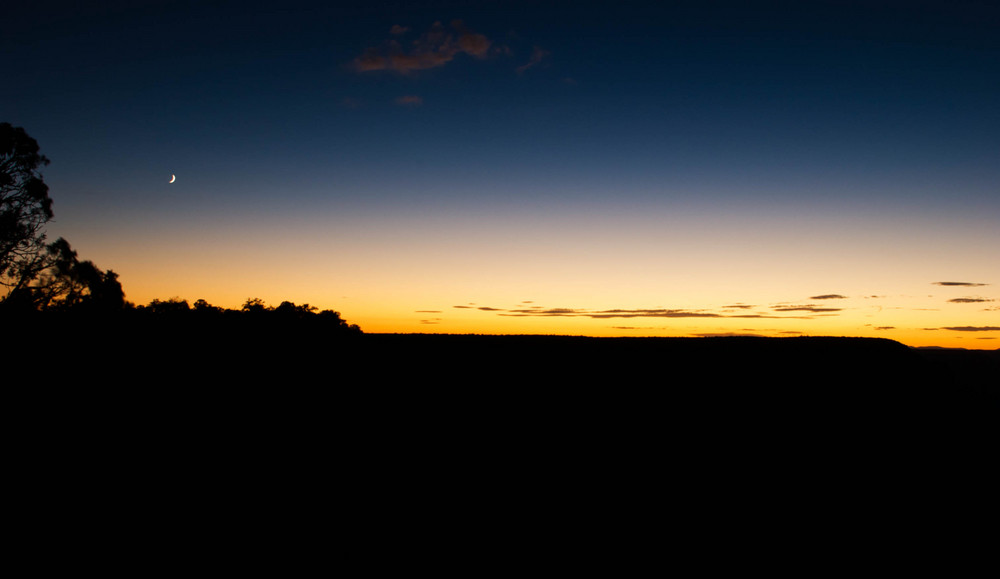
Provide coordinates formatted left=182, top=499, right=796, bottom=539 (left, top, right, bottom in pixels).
left=4, top=0, right=998, bottom=347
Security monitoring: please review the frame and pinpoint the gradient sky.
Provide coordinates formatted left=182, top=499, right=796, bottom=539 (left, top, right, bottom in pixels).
left=4, top=0, right=998, bottom=347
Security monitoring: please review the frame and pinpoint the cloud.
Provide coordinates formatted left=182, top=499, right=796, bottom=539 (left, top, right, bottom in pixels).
left=941, top=326, right=1000, bottom=332
left=933, top=281, right=990, bottom=287
left=809, top=294, right=847, bottom=300
left=500, top=308, right=724, bottom=318
left=354, top=20, right=493, bottom=73
left=516, top=46, right=550, bottom=74
left=452, top=20, right=492, bottom=57
left=771, top=305, right=843, bottom=313
left=948, top=297, right=994, bottom=303
left=502, top=307, right=792, bottom=319
left=395, top=95, right=424, bottom=106
left=589, top=309, right=721, bottom=319
left=447, top=302, right=849, bottom=320
left=727, top=314, right=785, bottom=318
left=390, top=24, right=409, bottom=35
left=502, top=308, right=579, bottom=317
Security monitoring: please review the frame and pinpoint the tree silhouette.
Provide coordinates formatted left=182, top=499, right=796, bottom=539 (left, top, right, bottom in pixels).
left=145, top=297, right=191, bottom=314
left=24, top=238, right=125, bottom=310
left=275, top=301, right=318, bottom=318
left=1, top=122, right=54, bottom=301
left=193, top=298, right=222, bottom=314
left=242, top=297, right=269, bottom=314
left=1, top=123, right=123, bottom=311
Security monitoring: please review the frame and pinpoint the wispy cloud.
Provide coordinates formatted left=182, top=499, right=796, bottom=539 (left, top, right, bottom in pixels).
left=417, top=309, right=442, bottom=324
left=810, top=294, right=847, bottom=300
left=941, top=326, right=1000, bottom=332
left=502, top=307, right=579, bottom=317
left=394, top=95, right=424, bottom=106
left=354, top=20, right=493, bottom=73
left=497, top=307, right=724, bottom=318
left=515, top=46, right=550, bottom=74
left=448, top=304, right=834, bottom=320
left=452, top=20, right=492, bottom=57
left=934, top=281, right=990, bottom=287
left=592, top=309, right=721, bottom=319
left=948, top=297, right=994, bottom=303
left=771, top=305, right=842, bottom=313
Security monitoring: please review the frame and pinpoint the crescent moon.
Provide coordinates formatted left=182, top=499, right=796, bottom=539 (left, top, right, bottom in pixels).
left=169, top=174, right=176, bottom=183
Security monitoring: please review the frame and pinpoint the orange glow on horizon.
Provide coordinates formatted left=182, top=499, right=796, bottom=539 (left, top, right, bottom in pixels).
left=57, top=192, right=997, bottom=351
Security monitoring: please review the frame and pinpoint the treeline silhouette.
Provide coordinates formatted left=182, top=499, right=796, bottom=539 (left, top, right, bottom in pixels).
left=122, top=296, right=361, bottom=334
left=7, top=295, right=363, bottom=369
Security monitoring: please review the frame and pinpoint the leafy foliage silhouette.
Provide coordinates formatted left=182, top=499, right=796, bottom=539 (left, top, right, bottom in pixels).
left=129, top=297, right=363, bottom=336
left=1, top=122, right=54, bottom=300
left=1, top=123, right=122, bottom=311
left=28, top=238, right=125, bottom=311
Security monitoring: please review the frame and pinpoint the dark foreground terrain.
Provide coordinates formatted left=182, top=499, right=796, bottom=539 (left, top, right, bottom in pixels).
left=10, top=311, right=997, bottom=442
left=10, top=313, right=996, bottom=406
left=12, top=317, right=995, bottom=467
left=8, top=316, right=996, bottom=567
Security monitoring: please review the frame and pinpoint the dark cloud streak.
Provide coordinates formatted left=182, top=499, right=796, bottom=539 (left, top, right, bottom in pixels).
left=771, top=305, right=843, bottom=313
left=460, top=305, right=836, bottom=320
